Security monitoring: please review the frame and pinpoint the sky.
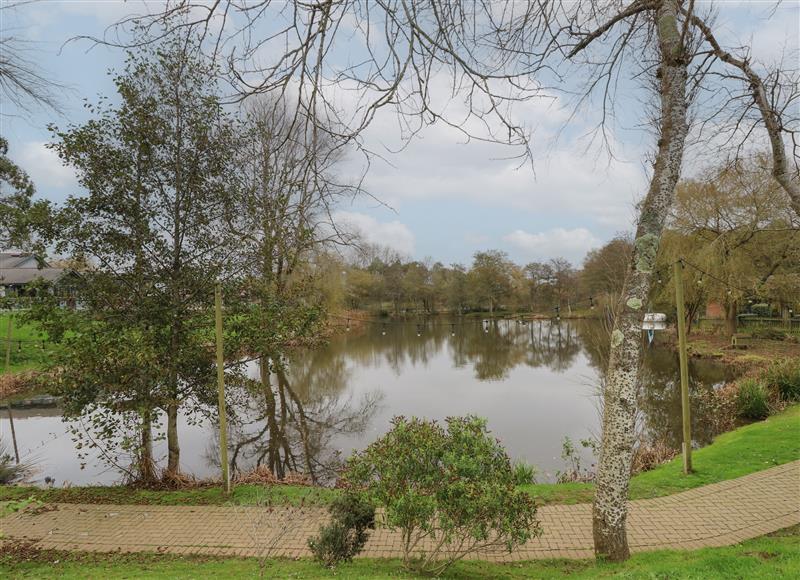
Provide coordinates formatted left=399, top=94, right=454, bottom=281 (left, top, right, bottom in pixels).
left=1, top=0, right=798, bottom=266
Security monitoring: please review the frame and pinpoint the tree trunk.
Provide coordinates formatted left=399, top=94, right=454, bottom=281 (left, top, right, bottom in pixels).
left=260, top=355, right=283, bottom=478
left=725, top=300, right=738, bottom=337
left=592, top=0, right=688, bottom=562
left=166, top=402, right=180, bottom=473
left=138, top=408, right=156, bottom=482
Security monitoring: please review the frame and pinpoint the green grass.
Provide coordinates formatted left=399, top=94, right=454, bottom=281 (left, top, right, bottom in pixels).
left=2, top=404, right=797, bottom=509
left=0, top=482, right=337, bottom=507
left=1, top=527, right=798, bottom=579
left=0, top=313, right=52, bottom=374
left=522, top=403, right=800, bottom=503
left=627, top=403, right=799, bottom=499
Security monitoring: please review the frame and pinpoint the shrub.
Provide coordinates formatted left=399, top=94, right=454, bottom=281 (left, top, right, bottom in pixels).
left=751, top=327, right=787, bottom=341
left=736, top=378, right=771, bottom=420
left=631, top=439, right=678, bottom=474
left=762, top=358, right=800, bottom=402
left=512, top=461, right=537, bottom=485
left=556, top=436, right=597, bottom=483
left=344, top=416, right=540, bottom=575
left=695, top=383, right=739, bottom=436
left=0, top=441, right=33, bottom=484
left=751, top=303, right=772, bottom=317
left=308, top=493, right=375, bottom=567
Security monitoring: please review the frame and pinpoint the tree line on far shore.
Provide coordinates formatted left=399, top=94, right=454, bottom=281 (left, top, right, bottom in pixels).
left=337, top=156, right=799, bottom=336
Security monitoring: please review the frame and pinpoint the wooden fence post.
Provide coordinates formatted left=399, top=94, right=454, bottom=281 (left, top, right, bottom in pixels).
left=3, top=316, right=12, bottom=373
left=215, top=283, right=231, bottom=494
left=674, top=261, right=693, bottom=474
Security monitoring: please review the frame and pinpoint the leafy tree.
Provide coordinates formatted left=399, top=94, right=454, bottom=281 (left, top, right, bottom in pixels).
left=658, top=158, right=799, bottom=335
left=42, top=31, right=238, bottom=477
left=402, top=261, right=433, bottom=313
left=103, top=0, right=799, bottom=561
left=549, top=258, right=577, bottom=313
left=582, top=236, right=633, bottom=302
left=522, top=262, right=555, bottom=313
left=444, top=264, right=470, bottom=314
left=468, top=250, right=513, bottom=315
left=0, top=137, right=47, bottom=250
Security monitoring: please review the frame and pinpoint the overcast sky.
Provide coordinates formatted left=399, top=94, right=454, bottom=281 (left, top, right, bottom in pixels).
left=2, top=1, right=798, bottom=266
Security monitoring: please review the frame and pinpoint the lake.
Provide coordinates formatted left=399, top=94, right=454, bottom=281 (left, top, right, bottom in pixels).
left=1, top=318, right=733, bottom=486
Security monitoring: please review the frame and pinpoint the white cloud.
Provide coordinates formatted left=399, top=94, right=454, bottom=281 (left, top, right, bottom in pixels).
left=347, top=90, right=646, bottom=232
left=14, top=142, right=77, bottom=190
left=334, top=211, right=415, bottom=257
left=503, top=228, right=601, bottom=265
left=716, top=4, right=799, bottom=66
left=59, top=0, right=167, bottom=25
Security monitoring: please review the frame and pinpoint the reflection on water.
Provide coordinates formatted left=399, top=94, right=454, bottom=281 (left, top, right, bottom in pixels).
left=1, top=319, right=732, bottom=486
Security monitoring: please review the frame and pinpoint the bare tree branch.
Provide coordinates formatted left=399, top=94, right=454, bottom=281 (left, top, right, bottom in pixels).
left=686, top=9, right=800, bottom=217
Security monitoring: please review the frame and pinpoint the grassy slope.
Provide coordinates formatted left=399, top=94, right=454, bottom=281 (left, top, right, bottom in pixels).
left=0, top=313, right=51, bottom=374
left=629, top=403, right=800, bottom=498
left=522, top=403, right=800, bottom=504
left=1, top=527, right=798, bottom=579
left=1, top=405, right=797, bottom=508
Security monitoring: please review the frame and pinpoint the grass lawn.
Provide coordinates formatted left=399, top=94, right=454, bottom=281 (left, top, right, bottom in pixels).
left=1, top=526, right=798, bottom=579
left=1, top=404, right=797, bottom=508
left=0, top=482, right=337, bottom=507
left=522, top=402, right=800, bottom=504
left=0, top=313, right=52, bottom=374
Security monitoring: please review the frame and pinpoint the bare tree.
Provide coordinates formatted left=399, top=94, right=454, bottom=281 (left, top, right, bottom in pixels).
left=229, top=95, right=360, bottom=292
left=0, top=37, right=63, bottom=114
left=683, top=10, right=800, bottom=217
left=92, top=0, right=798, bottom=562
left=0, top=0, right=66, bottom=116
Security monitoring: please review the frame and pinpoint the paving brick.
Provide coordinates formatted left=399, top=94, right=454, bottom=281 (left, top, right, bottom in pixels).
left=1, top=461, right=798, bottom=561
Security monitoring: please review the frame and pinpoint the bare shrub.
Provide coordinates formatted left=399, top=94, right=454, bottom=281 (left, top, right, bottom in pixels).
left=631, top=439, right=678, bottom=474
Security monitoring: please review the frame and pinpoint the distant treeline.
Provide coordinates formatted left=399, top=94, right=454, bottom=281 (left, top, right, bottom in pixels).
left=339, top=242, right=630, bottom=317
left=337, top=157, right=799, bottom=330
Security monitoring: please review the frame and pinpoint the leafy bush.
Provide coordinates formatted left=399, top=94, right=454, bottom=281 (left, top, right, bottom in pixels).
left=751, top=303, right=772, bottom=317
left=344, top=416, right=540, bottom=575
left=512, top=461, right=537, bottom=485
left=762, top=358, right=800, bottom=401
left=308, top=493, right=375, bottom=567
left=736, top=378, right=771, bottom=420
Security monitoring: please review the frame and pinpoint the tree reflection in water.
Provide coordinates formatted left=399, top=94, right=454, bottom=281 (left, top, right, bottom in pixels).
left=577, top=317, right=733, bottom=450
left=209, top=319, right=731, bottom=483
left=223, top=354, right=383, bottom=484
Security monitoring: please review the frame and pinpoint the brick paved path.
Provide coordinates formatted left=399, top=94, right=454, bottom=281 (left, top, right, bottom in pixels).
left=1, top=461, right=798, bottom=561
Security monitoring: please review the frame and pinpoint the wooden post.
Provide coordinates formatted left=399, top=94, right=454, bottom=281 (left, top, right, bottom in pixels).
left=6, top=406, right=20, bottom=464
left=673, top=261, right=692, bottom=474
left=2, top=316, right=20, bottom=463
left=214, top=283, right=231, bottom=494
left=4, top=315, right=12, bottom=373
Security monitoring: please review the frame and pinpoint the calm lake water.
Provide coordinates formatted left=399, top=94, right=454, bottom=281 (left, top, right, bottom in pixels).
left=1, top=319, right=733, bottom=486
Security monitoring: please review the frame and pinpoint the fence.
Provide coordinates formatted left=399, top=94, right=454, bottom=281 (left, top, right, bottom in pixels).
left=738, top=317, right=800, bottom=334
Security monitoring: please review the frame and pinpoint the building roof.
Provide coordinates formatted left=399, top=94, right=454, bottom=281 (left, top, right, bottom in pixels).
left=0, top=251, right=42, bottom=269
left=0, top=251, right=65, bottom=286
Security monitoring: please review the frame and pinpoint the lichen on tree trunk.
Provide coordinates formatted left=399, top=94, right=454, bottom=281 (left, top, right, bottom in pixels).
left=592, top=0, right=688, bottom=562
